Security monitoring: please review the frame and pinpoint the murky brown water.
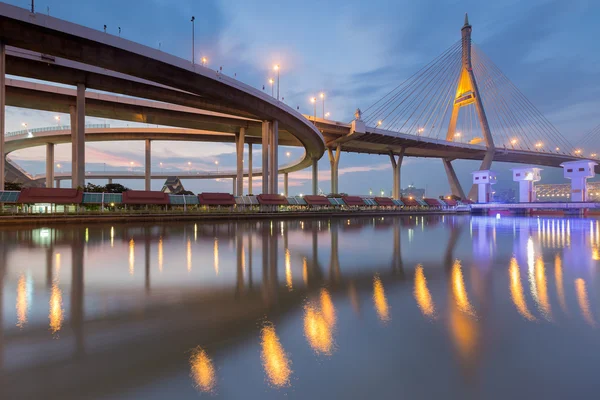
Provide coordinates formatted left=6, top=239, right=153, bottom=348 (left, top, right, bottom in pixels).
left=1, top=215, right=599, bottom=399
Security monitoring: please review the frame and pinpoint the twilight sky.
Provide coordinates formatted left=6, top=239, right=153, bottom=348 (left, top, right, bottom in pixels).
left=4, top=0, right=600, bottom=195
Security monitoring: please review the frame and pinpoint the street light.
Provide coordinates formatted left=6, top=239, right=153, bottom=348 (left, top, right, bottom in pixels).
left=159, top=162, right=163, bottom=173
left=269, top=78, right=274, bottom=97
left=377, top=120, right=382, bottom=127
left=325, top=112, right=330, bottom=118
left=320, top=92, right=325, bottom=119
left=215, top=160, right=219, bottom=173
left=273, top=64, right=280, bottom=100
left=285, top=151, right=291, bottom=157
left=191, top=16, right=195, bottom=64
left=201, top=57, right=207, bottom=66
left=55, top=115, right=60, bottom=127
left=310, top=97, right=317, bottom=125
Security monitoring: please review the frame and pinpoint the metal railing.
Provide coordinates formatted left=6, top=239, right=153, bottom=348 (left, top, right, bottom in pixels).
left=6, top=124, right=110, bottom=138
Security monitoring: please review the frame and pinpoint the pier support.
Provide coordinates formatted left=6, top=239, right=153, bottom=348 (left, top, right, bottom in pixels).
left=468, top=150, right=494, bottom=201
left=70, top=83, right=86, bottom=189
left=108, top=178, right=113, bottom=185
left=269, top=121, right=279, bottom=195
left=233, top=177, right=237, bottom=195
left=56, top=179, right=61, bottom=188
left=145, top=139, right=151, bottom=191
left=389, top=148, right=405, bottom=200
left=511, top=166, right=542, bottom=202
left=236, top=127, right=245, bottom=196
left=561, top=160, right=598, bottom=202
left=327, top=145, right=341, bottom=194
left=261, top=121, right=269, bottom=194
left=248, top=143, right=253, bottom=195
left=46, top=143, right=54, bottom=188
left=0, top=41, right=5, bottom=191
left=443, top=158, right=466, bottom=199
left=471, top=169, right=497, bottom=203
left=284, top=172, right=288, bottom=197
left=312, top=158, right=318, bottom=195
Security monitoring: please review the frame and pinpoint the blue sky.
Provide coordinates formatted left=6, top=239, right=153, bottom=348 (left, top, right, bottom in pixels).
left=5, top=0, right=600, bottom=195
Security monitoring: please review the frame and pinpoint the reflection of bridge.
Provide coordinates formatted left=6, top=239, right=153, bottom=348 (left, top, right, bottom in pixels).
left=0, top=216, right=467, bottom=398
left=0, top=6, right=591, bottom=202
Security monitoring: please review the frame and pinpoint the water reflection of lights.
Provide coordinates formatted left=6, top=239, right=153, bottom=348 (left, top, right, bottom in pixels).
left=110, top=226, right=114, bottom=247
left=190, top=347, right=217, bottom=393
left=49, top=282, right=64, bottom=335
left=302, top=257, right=308, bottom=286
left=214, top=238, right=219, bottom=276
left=555, top=254, right=568, bottom=314
left=187, top=239, right=192, bottom=272
left=55, top=253, right=61, bottom=274
left=158, top=237, right=163, bottom=272
left=320, top=289, right=336, bottom=326
left=527, top=237, right=538, bottom=307
left=373, top=274, right=390, bottom=322
left=575, top=278, right=596, bottom=327
left=304, top=303, right=334, bottom=355
left=16, top=273, right=30, bottom=328
left=414, top=265, right=435, bottom=318
left=509, top=258, right=535, bottom=321
left=451, top=260, right=476, bottom=317
left=285, top=249, right=292, bottom=291
left=129, top=238, right=135, bottom=275
left=535, top=256, right=552, bottom=321
left=261, top=323, right=292, bottom=388
left=194, top=223, right=198, bottom=242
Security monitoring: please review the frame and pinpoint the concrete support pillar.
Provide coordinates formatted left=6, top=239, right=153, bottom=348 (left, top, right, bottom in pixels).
left=443, top=158, right=466, bottom=199
left=284, top=172, right=289, bottom=197
left=46, top=143, right=55, bottom=188
left=261, top=121, right=269, bottom=194
left=312, top=158, right=318, bottom=195
left=327, top=145, right=341, bottom=194
left=145, top=139, right=151, bottom=191
left=108, top=178, right=113, bottom=185
left=248, top=143, right=253, bottom=195
left=561, top=160, right=597, bottom=202
left=269, top=120, right=279, bottom=195
left=56, top=179, right=61, bottom=188
left=75, top=83, right=86, bottom=188
left=233, top=176, right=237, bottom=195
left=70, top=105, right=77, bottom=188
left=0, top=41, right=5, bottom=191
left=468, top=150, right=494, bottom=201
left=389, top=148, right=405, bottom=200
left=236, top=127, right=245, bottom=196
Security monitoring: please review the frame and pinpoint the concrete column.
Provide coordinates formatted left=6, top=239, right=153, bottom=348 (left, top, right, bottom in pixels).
left=284, top=172, right=289, bottom=197
left=443, top=158, right=466, bottom=199
left=261, top=121, right=269, bottom=194
left=468, top=149, right=494, bottom=201
left=70, top=105, right=77, bottom=187
left=269, top=120, right=279, bottom=195
left=145, top=139, right=151, bottom=191
left=233, top=176, right=237, bottom=195
left=75, top=83, right=86, bottom=188
left=108, top=178, right=113, bottom=185
left=0, top=41, right=5, bottom=191
left=312, top=158, right=318, bottom=195
left=236, top=127, right=245, bottom=196
left=56, top=179, right=61, bottom=188
left=46, top=143, right=55, bottom=188
left=389, top=149, right=404, bottom=200
left=327, top=145, right=341, bottom=194
left=248, top=143, right=253, bottom=195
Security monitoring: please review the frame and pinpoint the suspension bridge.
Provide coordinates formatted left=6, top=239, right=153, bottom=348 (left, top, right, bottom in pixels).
left=0, top=5, right=595, bottom=202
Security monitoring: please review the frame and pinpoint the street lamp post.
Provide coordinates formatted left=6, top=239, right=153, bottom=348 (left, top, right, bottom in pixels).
left=55, top=115, right=60, bottom=127
left=274, top=65, right=280, bottom=100
left=310, top=97, right=316, bottom=125
left=191, top=16, right=195, bottom=64
left=269, top=78, right=274, bottom=97
left=215, top=160, right=219, bottom=173
left=320, top=92, right=325, bottom=119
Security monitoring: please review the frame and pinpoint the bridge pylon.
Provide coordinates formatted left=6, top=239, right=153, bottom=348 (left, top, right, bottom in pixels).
left=446, top=14, right=495, bottom=201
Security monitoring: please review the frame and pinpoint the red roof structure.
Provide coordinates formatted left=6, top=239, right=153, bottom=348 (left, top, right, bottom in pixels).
left=374, top=197, right=395, bottom=206
left=18, top=188, right=82, bottom=204
left=401, top=197, right=419, bottom=207
left=444, top=199, right=457, bottom=206
left=198, top=192, right=236, bottom=206
left=304, top=195, right=331, bottom=206
left=424, top=198, right=442, bottom=207
left=256, top=194, right=288, bottom=205
left=342, top=196, right=366, bottom=206
left=122, top=190, right=169, bottom=205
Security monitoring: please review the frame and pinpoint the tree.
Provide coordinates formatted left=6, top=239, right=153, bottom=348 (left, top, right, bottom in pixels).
left=4, top=182, right=23, bottom=191
left=104, top=183, right=130, bottom=193
left=84, top=183, right=105, bottom=193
